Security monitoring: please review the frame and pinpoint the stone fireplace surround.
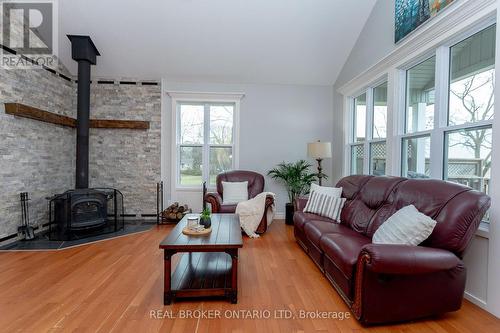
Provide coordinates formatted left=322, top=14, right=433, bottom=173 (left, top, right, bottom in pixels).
left=0, top=49, right=161, bottom=243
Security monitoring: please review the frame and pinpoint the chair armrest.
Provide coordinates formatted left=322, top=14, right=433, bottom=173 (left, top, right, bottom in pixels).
left=295, top=196, right=308, bottom=211
left=360, top=244, right=461, bottom=275
left=204, top=192, right=222, bottom=213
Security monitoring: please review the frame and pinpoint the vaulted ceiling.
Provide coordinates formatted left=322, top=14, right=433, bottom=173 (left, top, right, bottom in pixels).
left=58, top=0, right=376, bottom=85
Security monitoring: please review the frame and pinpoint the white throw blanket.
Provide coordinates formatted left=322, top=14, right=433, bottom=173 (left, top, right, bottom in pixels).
left=236, top=192, right=275, bottom=238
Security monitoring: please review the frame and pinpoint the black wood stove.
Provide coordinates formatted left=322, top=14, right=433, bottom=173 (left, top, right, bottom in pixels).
left=48, top=36, right=124, bottom=240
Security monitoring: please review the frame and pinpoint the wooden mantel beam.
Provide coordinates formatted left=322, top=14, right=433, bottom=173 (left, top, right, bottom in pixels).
left=5, top=103, right=76, bottom=127
left=4, top=103, right=150, bottom=130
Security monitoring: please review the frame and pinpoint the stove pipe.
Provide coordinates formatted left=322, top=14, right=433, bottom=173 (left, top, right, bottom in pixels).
left=67, top=35, right=100, bottom=189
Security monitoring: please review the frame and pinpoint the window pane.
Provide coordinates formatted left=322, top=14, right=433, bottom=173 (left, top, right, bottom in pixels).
left=210, top=104, right=234, bottom=144
left=373, top=82, right=388, bottom=139
left=179, top=146, right=202, bottom=185
left=406, top=57, right=436, bottom=133
left=351, top=144, right=364, bottom=175
left=449, top=25, right=495, bottom=126
left=370, top=142, right=386, bottom=176
left=209, top=147, right=233, bottom=185
left=179, top=104, right=204, bottom=144
left=445, top=127, right=492, bottom=194
left=354, top=94, right=366, bottom=142
left=402, top=136, right=430, bottom=178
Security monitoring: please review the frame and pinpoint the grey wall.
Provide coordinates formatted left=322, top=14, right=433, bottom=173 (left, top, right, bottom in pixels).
left=331, top=0, right=396, bottom=184
left=0, top=67, right=75, bottom=239
left=335, top=0, right=395, bottom=89
left=89, top=83, right=161, bottom=215
left=162, top=81, right=334, bottom=214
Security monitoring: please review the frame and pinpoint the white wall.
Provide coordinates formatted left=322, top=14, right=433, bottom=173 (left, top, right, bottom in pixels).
left=332, top=0, right=498, bottom=315
left=331, top=0, right=396, bottom=184
left=485, top=2, right=500, bottom=317
left=334, top=0, right=395, bottom=89
left=161, top=80, right=334, bottom=216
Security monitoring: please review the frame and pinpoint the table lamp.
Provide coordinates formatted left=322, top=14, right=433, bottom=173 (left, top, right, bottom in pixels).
left=307, top=140, right=332, bottom=186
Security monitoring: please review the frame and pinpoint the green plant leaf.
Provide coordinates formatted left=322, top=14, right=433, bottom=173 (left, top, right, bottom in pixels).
left=267, top=159, right=319, bottom=203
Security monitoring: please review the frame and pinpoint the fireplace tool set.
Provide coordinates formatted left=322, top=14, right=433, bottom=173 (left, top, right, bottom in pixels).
left=18, top=192, right=35, bottom=240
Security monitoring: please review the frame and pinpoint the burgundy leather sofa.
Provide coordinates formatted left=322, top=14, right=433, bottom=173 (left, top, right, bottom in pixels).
left=204, top=170, right=274, bottom=234
left=294, top=175, right=490, bottom=324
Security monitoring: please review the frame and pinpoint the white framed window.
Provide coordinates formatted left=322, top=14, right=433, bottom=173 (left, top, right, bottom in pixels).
left=169, top=92, right=242, bottom=190
left=401, top=55, right=436, bottom=178
left=399, top=25, right=495, bottom=192
left=444, top=25, right=495, bottom=195
left=398, top=24, right=495, bottom=222
left=343, top=22, right=495, bottom=223
left=348, top=81, right=388, bottom=175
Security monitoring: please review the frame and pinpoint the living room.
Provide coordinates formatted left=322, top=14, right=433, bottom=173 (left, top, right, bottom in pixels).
left=1, top=0, right=500, bottom=332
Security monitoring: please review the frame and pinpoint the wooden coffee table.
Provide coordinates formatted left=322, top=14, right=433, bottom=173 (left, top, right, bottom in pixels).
left=159, top=214, right=243, bottom=304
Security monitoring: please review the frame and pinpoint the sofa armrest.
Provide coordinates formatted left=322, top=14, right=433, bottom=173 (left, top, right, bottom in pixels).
left=204, top=192, right=222, bottom=213
left=360, top=244, right=461, bottom=275
left=295, top=196, right=308, bottom=211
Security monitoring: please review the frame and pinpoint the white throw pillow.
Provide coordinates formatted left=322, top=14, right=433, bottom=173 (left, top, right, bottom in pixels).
left=372, top=205, right=437, bottom=246
left=309, top=183, right=342, bottom=198
left=222, top=181, right=249, bottom=204
left=303, top=191, right=346, bottom=221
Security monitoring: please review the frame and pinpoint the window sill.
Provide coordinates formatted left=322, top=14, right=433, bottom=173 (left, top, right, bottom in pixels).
left=175, top=186, right=216, bottom=192
left=476, top=222, right=490, bottom=239
left=175, top=187, right=203, bottom=192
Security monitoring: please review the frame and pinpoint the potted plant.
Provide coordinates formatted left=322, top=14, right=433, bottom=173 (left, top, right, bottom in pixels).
left=199, top=208, right=212, bottom=228
left=268, top=160, right=320, bottom=225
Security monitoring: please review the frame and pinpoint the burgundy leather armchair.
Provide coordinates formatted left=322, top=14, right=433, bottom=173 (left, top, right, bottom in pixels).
left=294, top=175, right=490, bottom=324
left=203, top=170, right=274, bottom=234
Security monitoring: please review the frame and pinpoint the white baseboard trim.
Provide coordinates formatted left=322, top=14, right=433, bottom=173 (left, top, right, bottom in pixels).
left=464, top=291, right=487, bottom=309
left=274, top=212, right=285, bottom=220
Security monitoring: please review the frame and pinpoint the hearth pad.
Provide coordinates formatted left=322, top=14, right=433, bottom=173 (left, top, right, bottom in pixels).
left=0, top=220, right=154, bottom=251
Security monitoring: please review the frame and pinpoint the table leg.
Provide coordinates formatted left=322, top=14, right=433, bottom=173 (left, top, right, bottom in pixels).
left=227, top=249, right=238, bottom=304
left=164, top=250, right=174, bottom=305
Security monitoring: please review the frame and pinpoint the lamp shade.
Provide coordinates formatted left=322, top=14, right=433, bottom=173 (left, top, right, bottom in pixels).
left=307, top=141, right=332, bottom=159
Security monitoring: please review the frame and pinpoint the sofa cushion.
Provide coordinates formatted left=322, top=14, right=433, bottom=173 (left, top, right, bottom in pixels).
left=293, top=211, right=334, bottom=232
left=335, top=175, right=491, bottom=257
left=219, top=204, right=237, bottom=213
left=320, top=233, right=371, bottom=280
left=310, top=183, right=343, bottom=198
left=373, top=205, right=437, bottom=245
left=304, top=191, right=346, bottom=221
left=340, top=176, right=405, bottom=236
left=304, top=220, right=359, bottom=246
left=392, top=179, right=490, bottom=256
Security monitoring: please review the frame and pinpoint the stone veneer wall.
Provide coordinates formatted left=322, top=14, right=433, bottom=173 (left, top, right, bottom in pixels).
left=1, top=7, right=162, bottom=238
left=0, top=65, right=161, bottom=239
left=0, top=67, right=75, bottom=239
left=88, top=83, right=161, bottom=216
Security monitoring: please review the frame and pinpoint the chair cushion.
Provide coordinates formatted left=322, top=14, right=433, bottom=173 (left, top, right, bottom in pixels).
left=293, top=211, right=334, bottom=232
left=320, top=233, right=371, bottom=279
left=222, top=181, right=248, bottom=204
left=217, top=170, right=264, bottom=199
left=219, top=204, right=237, bottom=213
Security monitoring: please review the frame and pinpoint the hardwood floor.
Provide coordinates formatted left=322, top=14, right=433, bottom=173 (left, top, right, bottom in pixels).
left=0, top=220, right=499, bottom=332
